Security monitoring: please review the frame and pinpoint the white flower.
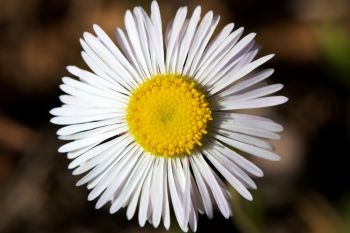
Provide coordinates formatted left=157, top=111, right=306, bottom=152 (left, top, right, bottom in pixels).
left=50, top=1, right=288, bottom=232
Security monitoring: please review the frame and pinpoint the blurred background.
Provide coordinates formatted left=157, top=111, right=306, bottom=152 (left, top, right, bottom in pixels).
left=0, top=0, right=349, bottom=232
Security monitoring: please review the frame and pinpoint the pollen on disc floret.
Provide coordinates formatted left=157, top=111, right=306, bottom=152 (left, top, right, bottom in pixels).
left=126, top=74, right=212, bottom=157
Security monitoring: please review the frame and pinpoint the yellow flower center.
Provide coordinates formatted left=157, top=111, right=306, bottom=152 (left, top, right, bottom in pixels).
left=126, top=74, right=212, bottom=157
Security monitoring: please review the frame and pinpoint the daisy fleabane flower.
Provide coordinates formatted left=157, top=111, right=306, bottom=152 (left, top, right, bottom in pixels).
left=50, top=1, right=288, bottom=232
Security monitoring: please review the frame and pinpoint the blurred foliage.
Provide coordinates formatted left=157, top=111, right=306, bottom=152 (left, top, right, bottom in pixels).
left=317, top=23, right=350, bottom=84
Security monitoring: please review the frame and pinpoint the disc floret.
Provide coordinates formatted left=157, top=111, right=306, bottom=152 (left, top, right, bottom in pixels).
left=126, top=74, right=212, bottom=157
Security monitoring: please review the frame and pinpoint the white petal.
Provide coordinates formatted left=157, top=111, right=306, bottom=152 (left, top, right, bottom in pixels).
left=87, top=143, right=138, bottom=200
left=150, top=1, right=165, bottom=73
left=220, top=84, right=283, bottom=103
left=56, top=118, right=119, bottom=136
left=216, top=69, right=274, bottom=98
left=51, top=113, right=122, bottom=125
left=82, top=32, right=138, bottom=89
left=190, top=156, right=213, bottom=218
left=195, top=26, right=244, bottom=83
left=110, top=154, right=154, bottom=214
left=162, top=159, right=171, bottom=229
left=168, top=158, right=187, bottom=231
left=209, top=139, right=263, bottom=177
left=203, top=150, right=253, bottom=200
left=66, top=65, right=129, bottom=97
left=176, top=6, right=201, bottom=73
left=58, top=130, right=120, bottom=153
left=59, top=124, right=127, bottom=141
left=124, top=10, right=152, bottom=77
left=166, top=7, right=188, bottom=73
left=92, top=24, right=143, bottom=84
left=137, top=156, right=154, bottom=226
left=209, top=54, right=275, bottom=95
left=151, top=158, right=164, bottom=227
left=213, top=134, right=281, bottom=161
left=217, top=96, right=288, bottom=110
left=192, top=152, right=231, bottom=218
left=212, top=128, right=274, bottom=150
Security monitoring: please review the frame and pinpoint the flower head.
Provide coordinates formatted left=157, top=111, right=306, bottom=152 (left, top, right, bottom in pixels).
left=51, top=1, right=288, bottom=231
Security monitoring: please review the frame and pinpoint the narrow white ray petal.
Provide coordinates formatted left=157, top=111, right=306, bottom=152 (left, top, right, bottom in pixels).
left=58, top=94, right=118, bottom=109
left=192, top=152, right=231, bottom=218
left=138, top=157, right=154, bottom=227
left=137, top=7, right=160, bottom=74
left=182, top=157, right=191, bottom=228
left=216, top=69, right=274, bottom=98
left=66, top=143, right=99, bottom=159
left=162, top=159, right=171, bottom=229
left=83, top=32, right=138, bottom=89
left=176, top=6, right=201, bottom=73
left=151, top=157, right=164, bottom=227
left=182, top=11, right=213, bottom=75
left=213, top=121, right=280, bottom=140
left=59, top=84, right=123, bottom=108
left=202, top=37, right=256, bottom=88
left=220, top=84, right=283, bottom=104
left=213, top=128, right=274, bottom=150
left=59, top=124, right=127, bottom=141
left=72, top=138, right=134, bottom=177
left=88, top=143, right=138, bottom=201
left=80, top=51, right=126, bottom=92
left=174, top=158, right=186, bottom=192
left=166, top=7, right=187, bottom=73
left=94, top=144, right=141, bottom=207
left=213, top=134, right=281, bottom=161
left=168, top=158, right=186, bottom=231
left=115, top=153, right=154, bottom=211
left=209, top=54, right=274, bottom=95
left=51, top=113, right=122, bottom=125
left=93, top=24, right=143, bottom=84
left=173, top=158, right=189, bottom=231
left=189, top=172, right=204, bottom=214
left=76, top=141, right=134, bottom=188
left=126, top=155, right=154, bottom=220
left=66, top=66, right=129, bottom=98
left=188, top=206, right=198, bottom=232
left=189, top=156, right=213, bottom=218
left=124, top=10, right=152, bottom=78
left=205, top=143, right=257, bottom=189
left=217, top=96, right=288, bottom=110
left=56, top=118, right=119, bottom=136
left=50, top=106, right=120, bottom=117
left=213, top=112, right=283, bottom=132
left=209, top=138, right=264, bottom=177
left=189, top=13, right=221, bottom=77
left=80, top=39, right=134, bottom=92
left=85, top=140, right=135, bottom=190
left=72, top=141, right=132, bottom=177
left=110, top=154, right=154, bottom=214
left=126, top=176, right=145, bottom=220
left=195, top=27, right=244, bottom=83
left=115, top=28, right=147, bottom=79
left=150, top=1, right=165, bottom=73
left=58, top=130, right=120, bottom=153
left=134, top=7, right=156, bottom=75
left=169, top=19, right=188, bottom=73
left=196, top=23, right=234, bottom=71
left=203, top=43, right=257, bottom=88
left=69, top=134, right=130, bottom=170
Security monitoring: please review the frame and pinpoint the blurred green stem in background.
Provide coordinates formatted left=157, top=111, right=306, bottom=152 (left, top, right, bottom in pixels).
left=230, top=187, right=265, bottom=233
left=316, top=22, right=350, bottom=85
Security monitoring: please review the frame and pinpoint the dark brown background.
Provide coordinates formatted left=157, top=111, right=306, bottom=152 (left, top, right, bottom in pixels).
left=0, top=0, right=349, bottom=233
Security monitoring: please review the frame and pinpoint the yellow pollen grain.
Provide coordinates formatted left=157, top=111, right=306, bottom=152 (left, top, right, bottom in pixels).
left=126, top=74, right=212, bottom=158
